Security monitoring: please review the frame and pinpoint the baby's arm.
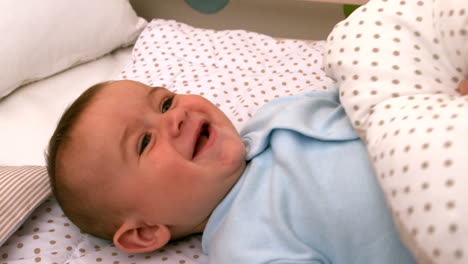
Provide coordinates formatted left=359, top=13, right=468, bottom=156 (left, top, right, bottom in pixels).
left=459, top=79, right=468, bottom=95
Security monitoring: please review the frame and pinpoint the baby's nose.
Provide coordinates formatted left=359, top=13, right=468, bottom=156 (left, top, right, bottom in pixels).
left=164, top=108, right=186, bottom=137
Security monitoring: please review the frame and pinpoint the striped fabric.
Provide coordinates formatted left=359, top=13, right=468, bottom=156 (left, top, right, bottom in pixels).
left=0, top=166, right=51, bottom=246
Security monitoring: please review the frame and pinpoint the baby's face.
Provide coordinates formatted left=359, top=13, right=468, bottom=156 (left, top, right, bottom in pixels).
left=71, top=80, right=246, bottom=235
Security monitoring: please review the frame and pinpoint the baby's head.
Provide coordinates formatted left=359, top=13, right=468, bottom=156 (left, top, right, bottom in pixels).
left=47, top=80, right=246, bottom=253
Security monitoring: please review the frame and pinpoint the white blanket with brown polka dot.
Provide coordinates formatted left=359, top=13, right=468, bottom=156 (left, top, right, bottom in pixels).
left=118, top=19, right=334, bottom=132
left=325, top=0, right=467, bottom=263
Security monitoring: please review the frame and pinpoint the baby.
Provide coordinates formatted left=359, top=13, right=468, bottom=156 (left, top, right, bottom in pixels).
left=47, top=80, right=246, bottom=249
left=47, top=79, right=421, bottom=263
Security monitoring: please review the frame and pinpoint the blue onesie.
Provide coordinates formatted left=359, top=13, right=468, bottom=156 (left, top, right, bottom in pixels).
left=201, top=89, right=416, bottom=264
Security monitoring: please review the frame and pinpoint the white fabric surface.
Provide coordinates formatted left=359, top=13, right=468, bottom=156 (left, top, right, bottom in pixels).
left=0, top=0, right=146, bottom=98
left=1, top=196, right=206, bottom=264
left=119, top=19, right=333, bottom=132
left=325, top=0, right=468, bottom=263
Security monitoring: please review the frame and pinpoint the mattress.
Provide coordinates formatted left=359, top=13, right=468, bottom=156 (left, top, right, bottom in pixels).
left=0, top=19, right=331, bottom=263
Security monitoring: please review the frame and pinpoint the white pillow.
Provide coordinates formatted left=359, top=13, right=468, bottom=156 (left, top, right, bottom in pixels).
left=0, top=0, right=147, bottom=98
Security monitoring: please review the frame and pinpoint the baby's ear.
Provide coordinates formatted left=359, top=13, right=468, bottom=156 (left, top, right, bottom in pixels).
left=113, top=221, right=171, bottom=253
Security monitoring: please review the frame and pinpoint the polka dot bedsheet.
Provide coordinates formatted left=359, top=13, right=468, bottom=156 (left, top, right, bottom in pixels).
left=325, top=0, right=467, bottom=263
left=118, top=19, right=332, bottom=132
left=0, top=19, right=332, bottom=263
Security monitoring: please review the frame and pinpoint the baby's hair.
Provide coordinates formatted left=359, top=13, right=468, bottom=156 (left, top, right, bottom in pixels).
left=46, top=81, right=116, bottom=240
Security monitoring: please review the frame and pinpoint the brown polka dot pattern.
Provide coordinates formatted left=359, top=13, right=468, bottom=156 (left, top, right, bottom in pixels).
left=325, top=0, right=468, bottom=263
left=0, top=197, right=207, bottom=263
left=118, top=19, right=333, bottom=131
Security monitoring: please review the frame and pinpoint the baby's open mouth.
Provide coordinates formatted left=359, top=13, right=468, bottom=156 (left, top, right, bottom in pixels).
left=193, top=123, right=210, bottom=159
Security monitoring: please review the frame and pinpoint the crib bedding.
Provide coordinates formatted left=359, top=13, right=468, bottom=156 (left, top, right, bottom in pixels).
left=119, top=19, right=332, bottom=131
left=325, top=0, right=467, bottom=263
left=0, top=19, right=332, bottom=263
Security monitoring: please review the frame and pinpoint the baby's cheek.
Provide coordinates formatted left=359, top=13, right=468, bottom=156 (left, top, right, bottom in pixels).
left=227, top=138, right=246, bottom=167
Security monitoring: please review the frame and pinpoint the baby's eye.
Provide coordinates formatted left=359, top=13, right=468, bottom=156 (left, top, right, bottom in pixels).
left=161, top=96, right=174, bottom=113
left=139, top=133, right=151, bottom=155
